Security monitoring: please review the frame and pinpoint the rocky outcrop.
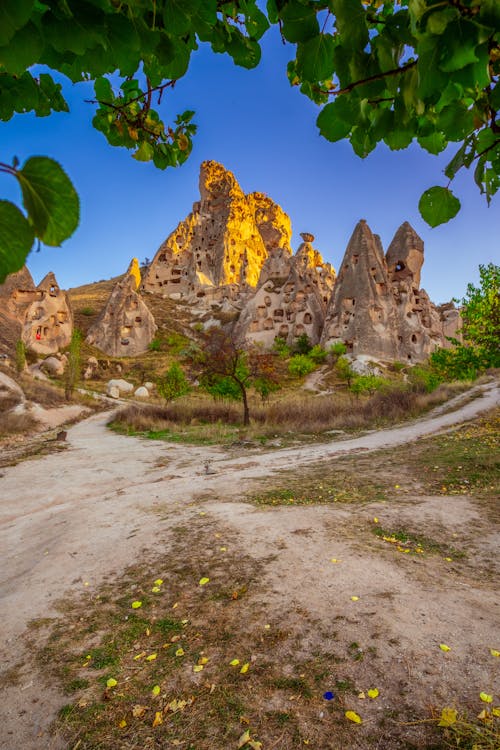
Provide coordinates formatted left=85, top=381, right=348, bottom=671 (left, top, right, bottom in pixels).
left=321, top=220, right=461, bottom=362
left=142, top=161, right=292, bottom=301
left=86, top=261, right=157, bottom=356
left=321, top=220, right=399, bottom=358
left=236, top=233, right=336, bottom=347
left=21, top=272, right=73, bottom=355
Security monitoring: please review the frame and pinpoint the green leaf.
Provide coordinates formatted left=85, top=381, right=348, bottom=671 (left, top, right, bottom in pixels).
left=296, top=34, right=335, bottom=82
left=0, top=22, right=43, bottom=75
left=0, top=200, right=35, bottom=283
left=426, top=8, right=458, bottom=36
left=418, top=186, right=461, bottom=227
left=280, top=1, right=319, bottom=43
left=417, top=131, right=446, bottom=155
left=479, top=0, right=500, bottom=28
left=163, top=0, right=191, bottom=35
left=329, top=0, right=368, bottom=51
left=0, top=0, right=33, bottom=46
left=94, top=76, right=112, bottom=102
left=133, top=141, right=154, bottom=162
left=317, top=97, right=357, bottom=142
left=16, top=157, right=79, bottom=246
left=438, top=19, right=480, bottom=73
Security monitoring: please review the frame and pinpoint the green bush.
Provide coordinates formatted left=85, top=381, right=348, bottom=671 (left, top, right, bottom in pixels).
left=328, top=342, right=347, bottom=360
left=407, top=365, right=442, bottom=393
left=294, top=333, right=312, bottom=355
left=288, top=354, right=316, bottom=378
left=80, top=306, right=95, bottom=316
left=350, top=375, right=388, bottom=396
left=272, top=336, right=290, bottom=358
left=157, top=362, right=190, bottom=402
left=309, top=345, right=328, bottom=364
left=335, top=355, right=354, bottom=386
left=148, top=337, right=161, bottom=352
left=430, top=346, right=487, bottom=382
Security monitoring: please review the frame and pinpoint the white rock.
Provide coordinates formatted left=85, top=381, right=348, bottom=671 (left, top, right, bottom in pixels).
left=107, top=378, right=134, bottom=394
left=40, top=356, right=65, bottom=376
left=134, top=386, right=149, bottom=398
left=144, top=382, right=154, bottom=391
left=107, top=385, right=120, bottom=399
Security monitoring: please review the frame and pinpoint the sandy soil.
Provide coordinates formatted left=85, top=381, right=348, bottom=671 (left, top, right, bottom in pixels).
left=0, top=380, right=498, bottom=749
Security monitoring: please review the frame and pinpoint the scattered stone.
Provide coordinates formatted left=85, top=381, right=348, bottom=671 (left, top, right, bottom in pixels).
left=107, top=385, right=120, bottom=399
left=40, top=356, right=65, bottom=377
left=107, top=379, right=134, bottom=394
left=134, top=386, right=149, bottom=398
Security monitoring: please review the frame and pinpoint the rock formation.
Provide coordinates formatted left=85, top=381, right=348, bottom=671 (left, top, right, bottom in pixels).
left=321, top=220, right=461, bottom=361
left=142, top=161, right=288, bottom=301
left=0, top=268, right=73, bottom=355
left=236, top=233, right=336, bottom=347
left=86, top=259, right=157, bottom=356
left=22, top=272, right=73, bottom=355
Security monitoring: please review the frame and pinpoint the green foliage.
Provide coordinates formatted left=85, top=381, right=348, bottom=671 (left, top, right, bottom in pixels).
left=1, top=0, right=498, bottom=282
left=253, top=375, right=280, bottom=404
left=430, top=345, right=487, bottom=382
left=293, top=333, right=312, bottom=355
left=407, top=365, right=442, bottom=393
left=288, top=354, right=316, bottom=378
left=204, top=375, right=242, bottom=402
left=272, top=336, right=291, bottom=359
left=335, top=355, right=354, bottom=386
left=350, top=375, right=387, bottom=396
left=15, top=339, right=26, bottom=373
left=328, top=342, right=347, bottom=359
left=459, top=263, right=500, bottom=367
left=308, top=344, right=328, bottom=364
left=148, top=337, right=161, bottom=352
left=0, top=156, right=79, bottom=283
left=157, top=361, right=189, bottom=403
left=80, top=306, right=95, bottom=317
left=64, top=329, right=82, bottom=400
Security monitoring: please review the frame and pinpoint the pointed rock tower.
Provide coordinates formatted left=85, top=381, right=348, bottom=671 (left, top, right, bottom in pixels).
left=321, top=220, right=399, bottom=358
left=87, top=259, right=157, bottom=356
left=142, top=161, right=271, bottom=300
left=22, top=272, right=73, bottom=354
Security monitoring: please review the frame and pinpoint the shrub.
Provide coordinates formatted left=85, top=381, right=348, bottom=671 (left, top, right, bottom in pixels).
left=80, top=306, right=95, bottom=316
left=430, top=345, right=486, bottom=381
left=148, top=337, right=161, bottom=352
left=157, top=362, right=190, bottom=402
left=328, top=342, right=347, bottom=359
left=288, top=354, right=316, bottom=377
left=350, top=375, right=387, bottom=396
left=272, top=336, right=290, bottom=358
left=335, top=356, right=354, bottom=386
left=407, top=365, right=442, bottom=393
left=309, top=344, right=328, bottom=364
left=294, top=333, right=312, bottom=355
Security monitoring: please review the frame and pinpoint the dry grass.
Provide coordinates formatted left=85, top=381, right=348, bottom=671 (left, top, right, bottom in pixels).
left=109, top=382, right=468, bottom=445
left=19, top=376, right=67, bottom=408
left=0, top=410, right=39, bottom=436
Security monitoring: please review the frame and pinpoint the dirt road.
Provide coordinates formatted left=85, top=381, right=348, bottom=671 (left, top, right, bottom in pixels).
left=0, top=380, right=498, bottom=749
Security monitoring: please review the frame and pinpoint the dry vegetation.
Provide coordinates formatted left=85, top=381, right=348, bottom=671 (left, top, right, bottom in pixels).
left=109, top=382, right=468, bottom=446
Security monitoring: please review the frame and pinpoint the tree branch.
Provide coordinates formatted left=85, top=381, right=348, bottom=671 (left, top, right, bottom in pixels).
left=334, top=60, right=417, bottom=96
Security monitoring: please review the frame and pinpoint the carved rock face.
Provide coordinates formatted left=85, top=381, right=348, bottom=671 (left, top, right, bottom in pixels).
left=236, top=237, right=336, bottom=348
left=386, top=221, right=424, bottom=288
left=21, top=272, right=73, bottom=355
left=142, top=161, right=294, bottom=299
left=86, top=268, right=157, bottom=357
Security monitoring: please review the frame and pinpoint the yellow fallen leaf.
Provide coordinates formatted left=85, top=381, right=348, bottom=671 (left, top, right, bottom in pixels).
left=394, top=484, right=400, bottom=489
left=181, top=619, right=189, bottom=625
left=146, top=653, right=157, bottom=662
left=238, top=730, right=251, bottom=748
left=438, top=707, right=457, bottom=727
left=175, top=648, right=185, bottom=657
left=373, top=517, right=379, bottom=523
left=152, top=685, right=161, bottom=696
left=152, top=711, right=163, bottom=727
left=358, top=691, right=365, bottom=699
left=330, top=558, right=341, bottom=563
left=145, top=628, right=150, bottom=636
left=439, top=644, right=451, bottom=652
left=444, top=557, right=453, bottom=562
left=132, top=705, right=148, bottom=718
left=199, top=656, right=209, bottom=665
left=106, top=677, right=117, bottom=688
left=230, top=659, right=240, bottom=666
left=151, top=586, right=161, bottom=593
left=345, top=710, right=362, bottom=724
left=264, top=624, right=270, bottom=630
left=351, top=596, right=359, bottom=601
left=118, top=719, right=127, bottom=728
left=154, top=579, right=163, bottom=586
left=248, top=742, right=262, bottom=749
left=492, top=707, right=500, bottom=717
left=193, top=665, right=204, bottom=673
left=199, top=577, right=210, bottom=586
left=172, top=602, right=179, bottom=609
left=134, top=651, right=146, bottom=660
left=220, top=547, right=227, bottom=552
left=131, top=600, right=142, bottom=609
left=367, top=688, right=379, bottom=699
left=490, top=649, right=500, bottom=657
left=477, top=709, right=490, bottom=721
left=480, top=692, right=493, bottom=703
left=240, top=662, right=250, bottom=674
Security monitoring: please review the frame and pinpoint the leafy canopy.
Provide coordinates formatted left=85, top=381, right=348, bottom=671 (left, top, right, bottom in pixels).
left=1, top=0, right=499, bottom=281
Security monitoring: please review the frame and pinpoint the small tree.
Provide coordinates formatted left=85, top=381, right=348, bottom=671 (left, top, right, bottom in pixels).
left=288, top=354, right=316, bottom=378
left=64, top=329, right=82, bottom=400
left=459, top=263, right=500, bottom=367
left=194, top=328, right=279, bottom=426
left=294, top=333, right=312, bottom=355
left=335, top=356, right=354, bottom=388
left=15, top=340, right=26, bottom=373
left=157, top=361, right=190, bottom=403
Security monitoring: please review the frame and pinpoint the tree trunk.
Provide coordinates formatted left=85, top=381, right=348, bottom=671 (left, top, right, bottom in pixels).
left=238, top=381, right=250, bottom=426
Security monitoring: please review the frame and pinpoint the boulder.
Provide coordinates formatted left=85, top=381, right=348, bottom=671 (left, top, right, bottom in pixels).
left=107, top=378, right=134, bottom=394
left=40, top=356, right=65, bottom=376
left=107, top=385, right=120, bottom=399
left=134, top=386, right=149, bottom=398
left=144, top=381, right=154, bottom=391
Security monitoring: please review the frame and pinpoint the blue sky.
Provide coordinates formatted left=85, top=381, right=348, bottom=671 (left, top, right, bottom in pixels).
left=3, top=25, right=499, bottom=304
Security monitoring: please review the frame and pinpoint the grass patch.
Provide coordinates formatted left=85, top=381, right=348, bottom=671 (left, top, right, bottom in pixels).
left=371, top=525, right=465, bottom=559
left=251, top=473, right=386, bottom=506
